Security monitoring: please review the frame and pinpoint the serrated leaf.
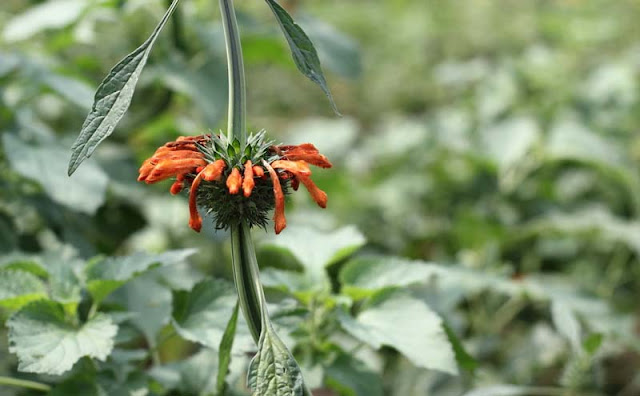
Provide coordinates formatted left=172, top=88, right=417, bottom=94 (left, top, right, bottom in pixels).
left=338, top=292, right=458, bottom=375
left=86, top=249, right=196, bottom=304
left=264, top=0, right=339, bottom=113
left=8, top=300, right=117, bottom=375
left=4, top=134, right=108, bottom=215
left=172, top=279, right=253, bottom=351
left=248, top=323, right=306, bottom=396
left=217, top=302, right=239, bottom=395
left=0, top=269, right=47, bottom=310
left=67, top=0, right=181, bottom=176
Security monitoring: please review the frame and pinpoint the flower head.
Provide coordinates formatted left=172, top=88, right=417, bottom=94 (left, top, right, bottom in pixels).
left=138, top=131, right=332, bottom=234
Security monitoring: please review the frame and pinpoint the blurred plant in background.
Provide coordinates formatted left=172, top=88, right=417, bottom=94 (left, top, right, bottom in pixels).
left=1, top=0, right=640, bottom=395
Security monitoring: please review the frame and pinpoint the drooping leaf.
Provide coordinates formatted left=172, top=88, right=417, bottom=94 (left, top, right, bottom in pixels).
left=171, top=279, right=252, bottom=350
left=67, top=0, right=181, bottom=176
left=338, top=291, right=458, bottom=375
left=86, top=249, right=196, bottom=304
left=261, top=225, right=365, bottom=289
left=0, top=269, right=47, bottom=310
left=340, top=256, right=440, bottom=297
left=325, top=354, right=384, bottom=396
left=264, top=0, right=339, bottom=113
left=7, top=300, right=117, bottom=375
left=4, top=134, right=108, bottom=215
left=2, top=0, right=87, bottom=42
left=217, top=302, right=239, bottom=395
left=247, top=323, right=307, bottom=396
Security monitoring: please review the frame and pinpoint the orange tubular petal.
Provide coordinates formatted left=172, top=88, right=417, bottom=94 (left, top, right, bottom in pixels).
left=285, top=153, right=332, bottom=168
left=188, top=172, right=204, bottom=232
left=298, top=175, right=328, bottom=208
left=169, top=174, right=186, bottom=195
left=242, top=160, right=255, bottom=197
left=201, top=159, right=226, bottom=181
left=264, top=161, right=286, bottom=234
left=271, top=160, right=312, bottom=176
left=145, top=158, right=207, bottom=184
left=226, top=168, right=242, bottom=194
left=252, top=165, right=265, bottom=178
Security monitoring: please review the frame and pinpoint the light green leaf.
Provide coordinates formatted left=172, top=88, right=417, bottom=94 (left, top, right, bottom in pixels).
left=463, top=385, right=565, bottom=396
left=41, top=248, right=84, bottom=311
left=338, top=292, right=458, bottom=375
left=4, top=134, right=108, bottom=215
left=7, top=300, right=117, bottom=375
left=2, top=0, right=87, bottom=42
left=86, top=249, right=196, bottom=304
left=262, top=225, right=365, bottom=288
left=67, top=0, right=181, bottom=176
left=0, top=253, right=48, bottom=277
left=248, top=323, right=306, bottom=396
left=150, top=348, right=219, bottom=395
left=217, top=302, right=239, bottom=395
left=340, top=256, right=440, bottom=296
left=551, top=301, right=582, bottom=351
left=264, top=0, right=339, bottom=113
left=325, top=354, right=384, bottom=396
left=0, top=269, right=47, bottom=310
left=171, top=279, right=250, bottom=350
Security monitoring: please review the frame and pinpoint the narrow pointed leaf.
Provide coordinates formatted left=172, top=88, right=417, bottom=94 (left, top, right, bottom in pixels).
left=217, top=302, right=239, bottom=395
left=264, top=0, right=339, bottom=114
left=67, top=0, right=181, bottom=175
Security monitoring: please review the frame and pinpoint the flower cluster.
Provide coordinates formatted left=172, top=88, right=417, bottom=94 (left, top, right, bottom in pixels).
left=137, top=132, right=331, bottom=233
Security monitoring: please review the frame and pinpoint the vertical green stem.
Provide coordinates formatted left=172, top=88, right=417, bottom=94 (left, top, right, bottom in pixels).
left=230, top=221, right=264, bottom=343
left=219, top=0, right=247, bottom=148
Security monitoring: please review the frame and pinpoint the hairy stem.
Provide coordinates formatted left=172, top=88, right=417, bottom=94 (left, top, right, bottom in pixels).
left=0, top=376, right=51, bottom=392
left=230, top=220, right=265, bottom=343
left=219, top=0, right=247, bottom=148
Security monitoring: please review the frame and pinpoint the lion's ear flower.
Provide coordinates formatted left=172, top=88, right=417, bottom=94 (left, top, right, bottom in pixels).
left=137, top=132, right=331, bottom=234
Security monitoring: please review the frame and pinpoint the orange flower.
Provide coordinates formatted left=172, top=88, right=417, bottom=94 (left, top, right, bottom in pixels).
left=137, top=134, right=331, bottom=234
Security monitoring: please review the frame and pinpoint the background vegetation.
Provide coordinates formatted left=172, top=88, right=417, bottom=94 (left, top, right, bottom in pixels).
left=1, top=0, right=640, bottom=395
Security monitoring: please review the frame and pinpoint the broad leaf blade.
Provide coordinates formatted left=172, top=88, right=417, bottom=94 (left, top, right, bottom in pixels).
left=338, top=292, right=458, bottom=375
left=0, top=269, right=47, bottom=310
left=264, top=0, right=339, bottom=114
left=8, top=300, right=117, bottom=375
left=248, top=323, right=307, bottom=396
left=67, top=0, right=181, bottom=175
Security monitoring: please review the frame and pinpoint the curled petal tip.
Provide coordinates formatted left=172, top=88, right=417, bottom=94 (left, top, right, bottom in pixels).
left=169, top=180, right=183, bottom=195
left=189, top=217, right=202, bottom=232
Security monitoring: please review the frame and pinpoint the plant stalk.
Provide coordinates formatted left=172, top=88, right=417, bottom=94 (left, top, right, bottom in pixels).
left=0, top=376, right=51, bottom=392
left=230, top=220, right=265, bottom=343
left=219, top=0, right=247, bottom=148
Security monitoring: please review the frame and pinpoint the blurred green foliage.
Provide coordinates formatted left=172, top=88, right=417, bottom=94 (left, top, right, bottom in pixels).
left=1, top=0, right=640, bottom=395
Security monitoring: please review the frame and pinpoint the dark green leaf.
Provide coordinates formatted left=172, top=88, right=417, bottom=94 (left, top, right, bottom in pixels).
left=0, top=269, right=47, bottom=310
left=8, top=300, right=117, bottom=375
left=247, top=323, right=307, bottom=396
left=67, top=0, right=181, bottom=176
left=264, top=0, right=339, bottom=114
left=325, top=354, right=384, bottom=396
left=217, top=302, right=239, bottom=395
left=443, top=323, right=478, bottom=374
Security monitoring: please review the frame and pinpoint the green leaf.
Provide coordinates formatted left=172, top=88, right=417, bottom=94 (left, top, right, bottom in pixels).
left=4, top=134, right=108, bottom=215
left=582, top=333, right=603, bottom=355
left=443, top=323, right=478, bottom=374
left=86, top=249, right=196, bottom=304
left=247, top=323, right=306, bottom=396
left=217, top=302, right=239, bottom=395
left=0, top=269, right=47, bottom=310
left=338, top=292, right=458, bottom=375
left=172, top=278, right=251, bottom=350
left=150, top=348, right=219, bottom=395
left=67, top=0, right=181, bottom=176
left=264, top=0, right=339, bottom=113
left=340, top=256, right=440, bottom=297
left=464, top=385, right=566, bottom=396
left=551, top=301, right=582, bottom=351
left=41, top=248, right=85, bottom=311
left=325, top=354, right=384, bottom=396
left=2, top=0, right=87, bottom=42
left=7, top=300, right=117, bottom=375
left=261, top=225, right=365, bottom=289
